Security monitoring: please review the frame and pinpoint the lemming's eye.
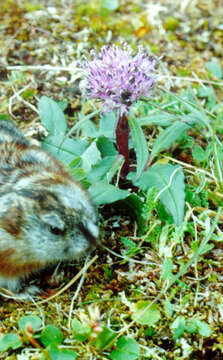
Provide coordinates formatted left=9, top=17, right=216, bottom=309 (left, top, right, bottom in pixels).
left=49, top=226, right=64, bottom=236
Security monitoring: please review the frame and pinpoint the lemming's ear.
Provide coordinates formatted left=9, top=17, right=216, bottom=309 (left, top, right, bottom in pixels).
left=40, top=212, right=65, bottom=231
left=0, top=198, right=23, bottom=236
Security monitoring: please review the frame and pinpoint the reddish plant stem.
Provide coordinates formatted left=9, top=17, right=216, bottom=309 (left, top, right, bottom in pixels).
left=115, top=114, right=130, bottom=178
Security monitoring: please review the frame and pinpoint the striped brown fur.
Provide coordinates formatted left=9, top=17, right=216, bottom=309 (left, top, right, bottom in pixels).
left=0, top=120, right=99, bottom=298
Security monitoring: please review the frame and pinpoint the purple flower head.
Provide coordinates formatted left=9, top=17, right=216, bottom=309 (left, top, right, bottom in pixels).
left=80, top=44, right=157, bottom=115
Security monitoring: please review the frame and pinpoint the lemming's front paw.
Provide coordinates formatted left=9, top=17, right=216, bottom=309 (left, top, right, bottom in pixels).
left=13, top=285, right=41, bottom=300
left=0, top=284, right=41, bottom=301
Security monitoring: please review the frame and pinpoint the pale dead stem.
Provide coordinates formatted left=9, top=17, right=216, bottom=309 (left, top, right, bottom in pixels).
left=162, top=155, right=217, bottom=182
left=8, top=83, right=38, bottom=118
left=159, top=74, right=223, bottom=87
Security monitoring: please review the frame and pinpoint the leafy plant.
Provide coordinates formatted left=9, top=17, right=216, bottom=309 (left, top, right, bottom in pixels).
left=38, top=94, right=190, bottom=226
left=171, top=316, right=212, bottom=340
left=109, top=336, right=140, bottom=360
left=0, top=316, right=77, bottom=360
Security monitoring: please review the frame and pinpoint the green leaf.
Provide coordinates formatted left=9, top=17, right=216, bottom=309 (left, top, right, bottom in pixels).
left=101, top=0, right=119, bottom=11
left=121, top=194, right=145, bottom=234
left=49, top=344, right=77, bottom=360
left=94, top=327, right=116, bottom=350
left=133, top=164, right=185, bottom=225
left=0, top=114, right=10, bottom=121
left=185, top=319, right=198, bottom=334
left=161, top=258, right=174, bottom=281
left=88, top=181, right=129, bottom=205
left=38, top=96, right=67, bottom=135
left=80, top=119, right=98, bottom=138
left=132, top=301, right=160, bottom=326
left=42, top=135, right=88, bottom=164
left=40, top=325, right=63, bottom=347
left=192, top=145, right=207, bottom=162
left=151, top=121, right=191, bottom=159
left=185, top=319, right=212, bottom=337
left=194, top=320, right=212, bottom=337
left=97, top=136, right=118, bottom=157
left=181, top=110, right=208, bottom=128
left=109, top=336, right=140, bottom=360
left=81, top=141, right=101, bottom=173
left=197, top=86, right=216, bottom=110
left=99, top=111, right=117, bottom=138
left=18, top=316, right=42, bottom=332
left=106, top=155, right=125, bottom=183
left=128, top=113, right=149, bottom=178
left=72, top=318, right=92, bottom=342
left=197, top=86, right=214, bottom=98
left=138, top=113, right=173, bottom=127
left=164, top=298, right=174, bottom=317
left=0, top=334, right=22, bottom=352
left=87, top=156, right=118, bottom=183
left=141, top=187, right=159, bottom=226
left=171, top=316, right=186, bottom=340
left=206, top=60, right=222, bottom=79
left=68, top=157, right=82, bottom=169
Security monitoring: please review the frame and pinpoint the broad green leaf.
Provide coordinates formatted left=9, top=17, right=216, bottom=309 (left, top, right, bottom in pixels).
left=89, top=181, right=129, bottom=205
left=206, top=60, right=222, bottom=79
left=87, top=156, right=118, bottom=183
left=138, top=113, right=174, bottom=127
left=97, top=136, right=118, bottom=157
left=94, top=327, right=116, bottom=350
left=0, top=334, right=22, bottom=352
left=49, top=344, right=77, bottom=360
left=110, top=336, right=140, bottom=360
left=19, top=316, right=42, bottom=332
left=181, top=110, right=208, bottom=128
left=38, top=96, right=67, bottom=135
left=106, top=155, right=125, bottom=183
left=151, top=121, right=191, bottom=159
left=68, top=157, right=82, bottom=169
left=192, top=145, right=207, bottom=162
left=0, top=114, right=10, bottom=121
left=69, top=168, right=86, bottom=182
left=133, top=164, right=185, bottom=225
left=40, top=325, right=63, bottom=347
left=197, top=86, right=216, bottom=110
left=194, top=320, right=212, bottom=337
left=128, top=113, right=149, bottom=178
left=81, top=141, right=101, bottom=173
left=185, top=318, right=212, bottom=337
left=101, top=0, right=119, bottom=11
left=99, top=111, right=117, bottom=138
left=181, top=88, right=199, bottom=106
left=197, top=86, right=215, bottom=98
left=80, top=119, right=98, bottom=138
left=171, top=316, right=186, bottom=340
left=42, top=135, right=88, bottom=164
left=72, top=318, right=92, bottom=342
left=132, top=301, right=160, bottom=326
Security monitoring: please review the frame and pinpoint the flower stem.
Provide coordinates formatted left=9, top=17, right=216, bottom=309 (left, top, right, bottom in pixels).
left=115, top=114, right=130, bottom=178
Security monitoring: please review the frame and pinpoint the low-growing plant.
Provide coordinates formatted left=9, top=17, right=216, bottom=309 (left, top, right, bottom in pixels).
left=0, top=316, right=78, bottom=359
